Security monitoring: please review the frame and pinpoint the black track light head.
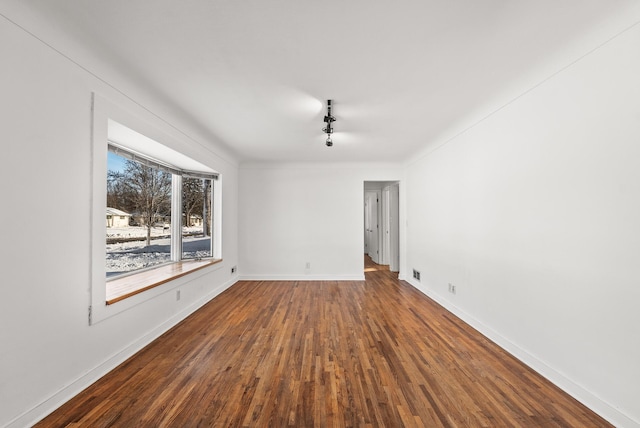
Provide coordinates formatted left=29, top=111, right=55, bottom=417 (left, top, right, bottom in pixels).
left=323, top=100, right=335, bottom=147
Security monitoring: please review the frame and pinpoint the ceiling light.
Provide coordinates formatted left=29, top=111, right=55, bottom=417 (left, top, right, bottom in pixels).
left=322, top=99, right=336, bottom=147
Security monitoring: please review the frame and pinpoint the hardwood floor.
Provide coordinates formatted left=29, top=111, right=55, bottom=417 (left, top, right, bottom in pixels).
left=37, top=257, right=611, bottom=427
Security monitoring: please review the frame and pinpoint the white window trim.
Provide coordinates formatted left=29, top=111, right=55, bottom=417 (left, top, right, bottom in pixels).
left=90, top=93, right=222, bottom=324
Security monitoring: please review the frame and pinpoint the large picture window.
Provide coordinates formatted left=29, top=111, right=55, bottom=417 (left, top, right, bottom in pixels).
left=104, top=140, right=220, bottom=304
left=106, top=149, right=218, bottom=276
left=91, top=95, right=223, bottom=324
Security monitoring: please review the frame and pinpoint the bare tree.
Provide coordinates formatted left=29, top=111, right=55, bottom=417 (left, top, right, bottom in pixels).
left=202, top=179, right=212, bottom=237
left=121, top=160, right=172, bottom=245
left=107, top=161, right=209, bottom=246
left=107, top=170, right=133, bottom=214
left=182, top=178, right=204, bottom=228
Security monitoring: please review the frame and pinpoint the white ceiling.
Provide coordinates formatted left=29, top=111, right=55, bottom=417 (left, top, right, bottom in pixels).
left=10, top=1, right=640, bottom=163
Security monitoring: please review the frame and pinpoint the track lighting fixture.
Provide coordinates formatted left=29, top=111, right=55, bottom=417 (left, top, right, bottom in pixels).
left=323, top=99, right=336, bottom=147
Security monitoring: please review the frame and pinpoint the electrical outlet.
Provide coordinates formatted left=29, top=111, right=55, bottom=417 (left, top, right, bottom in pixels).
left=448, top=283, right=456, bottom=294
left=231, top=266, right=237, bottom=274
left=176, top=290, right=181, bottom=301
left=412, top=269, right=421, bottom=281
left=305, top=262, right=311, bottom=269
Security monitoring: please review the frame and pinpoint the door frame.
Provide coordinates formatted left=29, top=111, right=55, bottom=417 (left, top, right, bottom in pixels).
left=364, top=181, right=400, bottom=272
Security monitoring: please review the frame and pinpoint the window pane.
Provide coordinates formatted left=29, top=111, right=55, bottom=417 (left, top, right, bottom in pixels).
left=182, top=177, right=213, bottom=260
left=106, top=151, right=172, bottom=278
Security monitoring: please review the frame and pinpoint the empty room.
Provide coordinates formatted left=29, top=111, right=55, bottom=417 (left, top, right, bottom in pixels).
left=1, top=1, right=639, bottom=427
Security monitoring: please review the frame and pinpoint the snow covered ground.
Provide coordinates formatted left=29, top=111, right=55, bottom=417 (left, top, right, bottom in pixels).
left=106, top=225, right=177, bottom=239
left=106, top=226, right=211, bottom=277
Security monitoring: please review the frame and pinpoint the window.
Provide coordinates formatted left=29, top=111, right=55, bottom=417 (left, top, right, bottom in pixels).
left=106, top=148, right=173, bottom=277
left=91, top=93, right=223, bottom=324
left=104, top=139, right=220, bottom=304
left=181, top=176, right=213, bottom=260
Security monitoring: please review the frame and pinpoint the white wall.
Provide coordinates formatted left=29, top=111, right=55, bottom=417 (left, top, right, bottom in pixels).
left=404, top=23, right=640, bottom=426
left=0, top=13, right=239, bottom=428
left=239, top=164, right=403, bottom=280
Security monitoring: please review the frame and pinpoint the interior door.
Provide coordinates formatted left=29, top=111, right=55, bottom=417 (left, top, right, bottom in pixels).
left=365, top=191, right=379, bottom=263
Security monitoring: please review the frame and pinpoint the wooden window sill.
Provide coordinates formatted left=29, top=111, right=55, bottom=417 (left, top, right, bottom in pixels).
left=106, top=259, right=222, bottom=305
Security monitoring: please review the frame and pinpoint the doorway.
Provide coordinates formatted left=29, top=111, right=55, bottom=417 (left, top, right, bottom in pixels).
left=364, top=181, right=400, bottom=272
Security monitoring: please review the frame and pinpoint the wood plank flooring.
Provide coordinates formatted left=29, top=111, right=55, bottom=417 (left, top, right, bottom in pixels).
left=37, top=257, right=611, bottom=427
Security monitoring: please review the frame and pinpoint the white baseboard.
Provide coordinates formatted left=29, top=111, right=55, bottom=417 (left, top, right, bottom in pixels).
left=239, top=274, right=365, bottom=281
left=405, top=278, right=638, bottom=428
left=5, top=277, right=237, bottom=428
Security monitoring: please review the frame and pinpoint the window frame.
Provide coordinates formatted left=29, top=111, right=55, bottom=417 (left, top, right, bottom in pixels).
left=105, top=145, right=218, bottom=302
left=91, top=94, right=223, bottom=324
left=179, top=174, right=215, bottom=262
